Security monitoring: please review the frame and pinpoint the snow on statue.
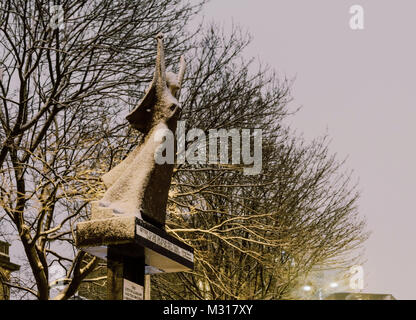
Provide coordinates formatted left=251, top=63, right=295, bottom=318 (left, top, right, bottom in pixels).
left=91, top=33, right=185, bottom=228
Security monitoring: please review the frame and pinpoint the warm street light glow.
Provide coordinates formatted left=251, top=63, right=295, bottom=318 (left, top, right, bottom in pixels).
left=303, top=285, right=312, bottom=291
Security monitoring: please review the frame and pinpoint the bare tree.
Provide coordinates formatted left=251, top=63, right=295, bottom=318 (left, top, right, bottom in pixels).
left=0, top=0, right=203, bottom=300
left=150, top=26, right=368, bottom=300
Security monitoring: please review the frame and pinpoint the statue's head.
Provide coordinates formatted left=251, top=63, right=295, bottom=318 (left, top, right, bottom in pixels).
left=126, top=34, right=185, bottom=134
left=166, top=71, right=181, bottom=97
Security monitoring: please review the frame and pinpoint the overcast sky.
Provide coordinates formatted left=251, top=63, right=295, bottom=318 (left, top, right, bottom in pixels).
left=201, top=0, right=416, bottom=299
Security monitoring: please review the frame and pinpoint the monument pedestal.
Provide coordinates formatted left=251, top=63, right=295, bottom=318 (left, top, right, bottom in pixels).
left=75, top=216, right=194, bottom=300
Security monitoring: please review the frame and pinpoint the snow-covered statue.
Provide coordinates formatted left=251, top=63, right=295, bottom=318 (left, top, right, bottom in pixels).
left=91, top=34, right=185, bottom=228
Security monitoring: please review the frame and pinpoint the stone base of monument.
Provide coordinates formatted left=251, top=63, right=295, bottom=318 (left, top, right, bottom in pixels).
left=75, top=216, right=194, bottom=299
left=76, top=216, right=194, bottom=273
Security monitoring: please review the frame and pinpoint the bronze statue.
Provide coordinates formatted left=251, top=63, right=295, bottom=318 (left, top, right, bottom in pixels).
left=92, top=34, right=185, bottom=228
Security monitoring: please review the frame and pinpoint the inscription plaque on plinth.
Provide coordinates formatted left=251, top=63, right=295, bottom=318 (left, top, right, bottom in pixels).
left=123, top=279, right=143, bottom=300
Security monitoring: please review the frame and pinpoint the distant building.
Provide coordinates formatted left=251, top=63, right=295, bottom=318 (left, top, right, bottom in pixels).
left=325, top=292, right=396, bottom=300
left=0, top=241, right=20, bottom=300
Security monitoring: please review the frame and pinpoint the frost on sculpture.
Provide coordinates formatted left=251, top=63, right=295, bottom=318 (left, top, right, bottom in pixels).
left=91, top=34, right=185, bottom=228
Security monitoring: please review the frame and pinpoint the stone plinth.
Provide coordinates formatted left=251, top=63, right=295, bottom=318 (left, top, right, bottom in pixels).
left=76, top=216, right=194, bottom=273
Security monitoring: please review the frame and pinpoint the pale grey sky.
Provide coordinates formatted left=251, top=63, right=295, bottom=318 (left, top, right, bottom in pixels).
left=201, top=0, right=416, bottom=299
